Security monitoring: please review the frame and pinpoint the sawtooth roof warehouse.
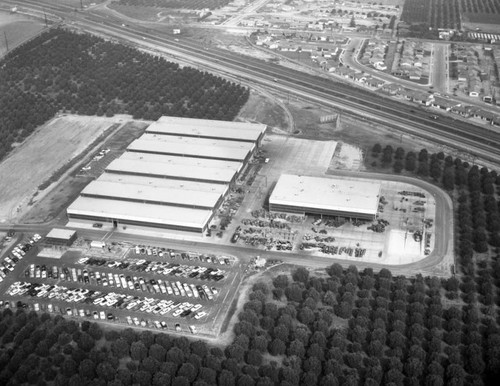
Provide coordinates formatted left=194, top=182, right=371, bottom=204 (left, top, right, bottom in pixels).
left=66, top=117, right=267, bottom=233
left=269, top=174, right=381, bottom=221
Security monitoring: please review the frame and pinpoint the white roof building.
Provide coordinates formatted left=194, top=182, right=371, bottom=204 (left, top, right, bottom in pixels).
left=269, top=174, right=381, bottom=220
left=66, top=116, right=266, bottom=233
left=105, top=158, right=236, bottom=184
left=98, top=173, right=229, bottom=195
left=127, top=137, right=252, bottom=162
left=81, top=180, right=222, bottom=209
left=120, top=152, right=242, bottom=174
left=67, top=197, right=213, bottom=232
left=147, top=116, right=267, bottom=143
left=45, top=228, right=77, bottom=240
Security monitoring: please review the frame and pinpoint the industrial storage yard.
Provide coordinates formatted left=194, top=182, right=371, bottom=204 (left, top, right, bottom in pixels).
left=0, top=114, right=452, bottom=339
left=58, top=115, right=445, bottom=269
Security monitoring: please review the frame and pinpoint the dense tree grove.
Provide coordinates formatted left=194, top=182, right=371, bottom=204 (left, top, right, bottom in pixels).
left=0, top=28, right=249, bottom=161
left=2, top=261, right=500, bottom=385
left=400, top=0, right=461, bottom=30
left=369, top=143, right=500, bottom=383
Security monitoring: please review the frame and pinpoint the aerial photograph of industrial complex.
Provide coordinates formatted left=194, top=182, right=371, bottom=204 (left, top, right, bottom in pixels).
left=0, top=0, right=500, bottom=384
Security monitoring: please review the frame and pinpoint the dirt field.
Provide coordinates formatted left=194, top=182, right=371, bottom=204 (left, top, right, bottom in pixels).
left=0, top=12, right=46, bottom=56
left=237, top=90, right=291, bottom=131
left=0, top=115, right=124, bottom=224
left=22, top=119, right=148, bottom=224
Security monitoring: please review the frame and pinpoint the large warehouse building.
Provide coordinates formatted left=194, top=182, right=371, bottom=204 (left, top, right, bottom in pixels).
left=127, top=135, right=254, bottom=162
left=66, top=116, right=267, bottom=233
left=146, top=116, right=267, bottom=145
left=269, top=174, right=381, bottom=220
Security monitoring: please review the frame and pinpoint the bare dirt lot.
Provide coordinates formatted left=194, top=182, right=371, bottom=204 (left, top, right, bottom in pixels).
left=22, top=118, right=148, bottom=224
left=0, top=115, right=123, bottom=224
left=237, top=90, right=291, bottom=131
left=0, top=12, right=46, bottom=56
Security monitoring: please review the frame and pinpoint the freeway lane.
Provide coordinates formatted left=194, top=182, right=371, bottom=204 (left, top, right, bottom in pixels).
left=5, top=0, right=500, bottom=165
left=81, top=18, right=500, bottom=163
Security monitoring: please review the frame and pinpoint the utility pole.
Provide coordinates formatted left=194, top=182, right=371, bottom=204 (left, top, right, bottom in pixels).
left=3, top=31, right=8, bottom=52
left=43, top=9, right=48, bottom=27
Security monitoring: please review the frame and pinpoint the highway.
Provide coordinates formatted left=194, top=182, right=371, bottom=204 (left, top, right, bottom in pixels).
left=5, top=0, right=500, bottom=166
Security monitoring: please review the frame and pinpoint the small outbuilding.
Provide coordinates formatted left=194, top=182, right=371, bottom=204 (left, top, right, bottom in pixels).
left=45, top=228, right=77, bottom=246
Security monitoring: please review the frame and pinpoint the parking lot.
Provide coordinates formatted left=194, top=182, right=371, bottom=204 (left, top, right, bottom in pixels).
left=0, top=237, right=243, bottom=336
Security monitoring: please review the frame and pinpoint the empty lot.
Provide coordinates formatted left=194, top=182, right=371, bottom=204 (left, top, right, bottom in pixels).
left=0, top=115, right=122, bottom=223
left=0, top=12, right=45, bottom=57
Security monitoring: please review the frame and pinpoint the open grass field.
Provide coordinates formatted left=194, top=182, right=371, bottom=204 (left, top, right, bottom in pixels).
left=0, top=116, right=118, bottom=224
left=0, top=12, right=46, bottom=57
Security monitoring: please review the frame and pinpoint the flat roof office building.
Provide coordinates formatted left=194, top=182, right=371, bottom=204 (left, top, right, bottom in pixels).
left=269, top=174, right=381, bottom=221
left=45, top=228, right=77, bottom=246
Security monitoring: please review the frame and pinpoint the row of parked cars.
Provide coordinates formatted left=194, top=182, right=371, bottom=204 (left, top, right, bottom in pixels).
left=26, top=263, right=219, bottom=301
left=0, top=300, right=195, bottom=334
left=6, top=281, right=208, bottom=321
left=0, top=234, right=41, bottom=282
left=80, top=256, right=227, bottom=283
left=133, top=246, right=233, bottom=266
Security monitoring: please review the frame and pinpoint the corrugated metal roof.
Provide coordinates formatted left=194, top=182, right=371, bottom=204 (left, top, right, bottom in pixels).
left=105, top=158, right=236, bottom=183
left=148, top=116, right=266, bottom=142
left=120, top=152, right=242, bottom=173
left=98, top=173, right=228, bottom=194
left=127, top=137, right=251, bottom=161
left=81, top=180, right=221, bottom=209
left=143, top=133, right=254, bottom=149
left=67, top=197, right=212, bottom=229
left=270, top=174, right=381, bottom=215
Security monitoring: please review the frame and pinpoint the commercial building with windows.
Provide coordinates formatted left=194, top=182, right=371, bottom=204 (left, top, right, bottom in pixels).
left=269, top=174, right=381, bottom=220
left=66, top=116, right=267, bottom=234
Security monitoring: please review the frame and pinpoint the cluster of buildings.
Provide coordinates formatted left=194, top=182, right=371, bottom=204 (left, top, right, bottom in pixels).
left=66, top=117, right=267, bottom=234
left=63, top=114, right=387, bottom=235
left=255, top=33, right=345, bottom=66
left=452, top=44, right=484, bottom=97
left=450, top=44, right=500, bottom=101
left=359, top=40, right=389, bottom=70
left=382, top=84, right=500, bottom=125
left=334, top=67, right=385, bottom=88
left=391, top=40, right=430, bottom=81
